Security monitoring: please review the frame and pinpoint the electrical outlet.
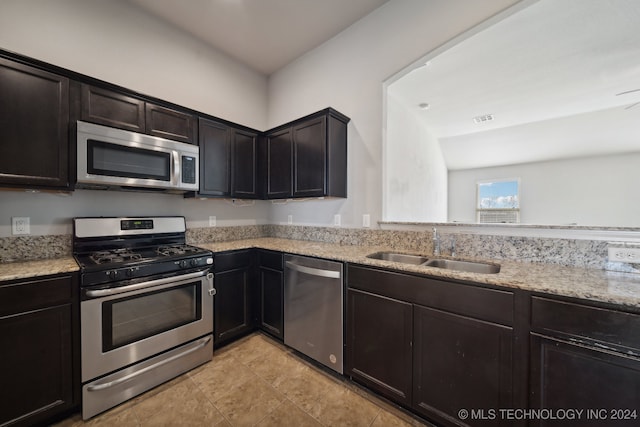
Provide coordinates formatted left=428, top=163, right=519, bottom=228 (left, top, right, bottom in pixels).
left=287, top=215, right=293, bottom=225
left=334, top=214, right=341, bottom=226
left=362, top=214, right=371, bottom=228
left=209, top=216, right=216, bottom=227
left=608, top=247, right=640, bottom=262
left=12, top=217, right=30, bottom=235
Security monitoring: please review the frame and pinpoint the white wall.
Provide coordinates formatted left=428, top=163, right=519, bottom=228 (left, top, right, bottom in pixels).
left=0, top=0, right=267, bottom=129
left=448, top=152, right=640, bottom=227
left=267, top=0, right=519, bottom=228
left=0, top=0, right=519, bottom=236
left=0, top=0, right=270, bottom=237
left=385, top=93, right=447, bottom=221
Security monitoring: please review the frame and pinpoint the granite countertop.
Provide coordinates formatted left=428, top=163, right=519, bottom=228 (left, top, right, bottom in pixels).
left=198, top=238, right=640, bottom=310
left=0, top=256, right=79, bottom=282
left=2, top=238, right=639, bottom=310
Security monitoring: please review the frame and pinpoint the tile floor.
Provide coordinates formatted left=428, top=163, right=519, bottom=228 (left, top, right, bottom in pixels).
left=56, top=333, right=429, bottom=427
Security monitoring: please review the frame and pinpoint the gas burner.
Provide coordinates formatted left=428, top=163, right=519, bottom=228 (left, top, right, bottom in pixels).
left=156, top=245, right=200, bottom=257
left=90, top=249, right=143, bottom=265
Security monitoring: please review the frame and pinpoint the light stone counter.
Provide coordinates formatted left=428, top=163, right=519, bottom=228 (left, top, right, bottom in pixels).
left=0, top=257, right=79, bottom=282
left=197, top=238, right=640, bottom=310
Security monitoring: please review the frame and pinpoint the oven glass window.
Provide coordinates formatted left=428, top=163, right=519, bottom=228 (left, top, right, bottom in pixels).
left=88, top=140, right=171, bottom=181
left=103, top=282, right=202, bottom=351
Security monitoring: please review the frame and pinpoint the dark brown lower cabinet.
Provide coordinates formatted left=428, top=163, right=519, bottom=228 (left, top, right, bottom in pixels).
left=213, top=250, right=254, bottom=345
left=257, top=250, right=284, bottom=340
left=347, top=289, right=413, bottom=406
left=346, top=265, right=516, bottom=427
left=0, top=274, right=78, bottom=427
left=413, top=305, right=514, bottom=427
left=529, top=334, right=640, bottom=427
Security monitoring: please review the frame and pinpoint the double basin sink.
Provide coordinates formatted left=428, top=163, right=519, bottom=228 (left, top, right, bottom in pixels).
left=366, top=251, right=500, bottom=274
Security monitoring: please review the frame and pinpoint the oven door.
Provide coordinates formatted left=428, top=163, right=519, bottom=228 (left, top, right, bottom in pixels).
left=81, top=270, right=214, bottom=382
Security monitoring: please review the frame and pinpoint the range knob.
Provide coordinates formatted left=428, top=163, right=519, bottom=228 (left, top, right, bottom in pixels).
left=125, top=268, right=135, bottom=277
left=190, top=258, right=199, bottom=267
left=107, top=270, right=119, bottom=280
left=179, top=260, right=188, bottom=269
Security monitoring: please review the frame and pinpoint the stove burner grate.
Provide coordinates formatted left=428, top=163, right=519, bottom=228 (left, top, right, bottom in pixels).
left=156, top=245, right=200, bottom=257
left=90, top=248, right=143, bottom=265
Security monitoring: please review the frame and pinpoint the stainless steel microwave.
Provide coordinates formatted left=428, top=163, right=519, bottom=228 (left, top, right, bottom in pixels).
left=76, top=121, right=199, bottom=192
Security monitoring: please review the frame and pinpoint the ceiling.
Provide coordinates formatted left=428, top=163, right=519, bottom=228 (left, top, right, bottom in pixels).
left=126, top=0, right=389, bottom=75
left=388, top=0, right=640, bottom=170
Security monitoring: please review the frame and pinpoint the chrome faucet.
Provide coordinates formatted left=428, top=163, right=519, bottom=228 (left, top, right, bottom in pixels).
left=432, top=227, right=440, bottom=256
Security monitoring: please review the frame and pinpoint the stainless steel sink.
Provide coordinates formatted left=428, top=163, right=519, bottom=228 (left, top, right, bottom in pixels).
left=366, top=252, right=429, bottom=265
left=424, top=259, right=500, bottom=274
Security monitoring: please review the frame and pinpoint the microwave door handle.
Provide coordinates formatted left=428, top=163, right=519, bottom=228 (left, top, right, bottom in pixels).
left=172, top=150, right=180, bottom=186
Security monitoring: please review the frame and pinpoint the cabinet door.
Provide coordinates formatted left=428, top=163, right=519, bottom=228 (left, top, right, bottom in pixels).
left=292, top=116, right=326, bottom=197
left=0, top=304, right=73, bottom=426
left=413, top=305, right=513, bottom=427
left=80, top=84, right=145, bottom=132
left=214, top=267, right=251, bottom=344
left=259, top=267, right=284, bottom=339
left=232, top=129, right=258, bottom=198
left=530, top=334, right=640, bottom=427
left=199, top=118, right=231, bottom=196
left=346, top=288, right=413, bottom=407
left=146, top=103, right=197, bottom=144
left=214, top=251, right=254, bottom=345
left=0, top=58, right=69, bottom=189
left=265, top=128, right=292, bottom=199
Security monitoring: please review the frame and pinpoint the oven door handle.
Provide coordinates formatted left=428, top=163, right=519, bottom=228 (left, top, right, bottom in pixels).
left=85, top=335, right=212, bottom=392
left=85, top=270, right=208, bottom=298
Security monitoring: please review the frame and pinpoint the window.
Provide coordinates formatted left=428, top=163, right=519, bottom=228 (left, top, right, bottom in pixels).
left=476, top=178, right=520, bottom=223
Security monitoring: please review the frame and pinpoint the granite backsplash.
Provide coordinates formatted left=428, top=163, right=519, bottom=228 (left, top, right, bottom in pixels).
left=0, top=224, right=619, bottom=270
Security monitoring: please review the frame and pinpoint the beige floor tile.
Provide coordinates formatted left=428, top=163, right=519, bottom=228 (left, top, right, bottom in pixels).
left=246, top=349, right=309, bottom=387
left=130, top=375, right=225, bottom=426
left=190, top=357, right=258, bottom=403
left=212, top=376, right=285, bottom=426
left=223, top=334, right=284, bottom=365
left=371, top=409, right=419, bottom=427
left=54, top=333, right=430, bottom=427
left=316, top=388, right=382, bottom=427
left=274, top=364, right=346, bottom=420
left=255, top=399, right=323, bottom=427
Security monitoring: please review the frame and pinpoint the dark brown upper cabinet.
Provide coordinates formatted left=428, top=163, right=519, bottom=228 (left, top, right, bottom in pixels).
left=0, top=56, right=70, bottom=190
left=196, top=117, right=259, bottom=198
left=262, top=108, right=349, bottom=199
left=79, top=84, right=197, bottom=144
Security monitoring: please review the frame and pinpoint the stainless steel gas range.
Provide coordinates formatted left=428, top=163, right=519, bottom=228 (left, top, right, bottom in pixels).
left=73, top=217, right=214, bottom=420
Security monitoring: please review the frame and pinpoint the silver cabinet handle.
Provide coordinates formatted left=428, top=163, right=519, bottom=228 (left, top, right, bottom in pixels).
left=86, top=335, right=212, bottom=392
left=285, top=261, right=341, bottom=279
left=85, top=270, right=207, bottom=298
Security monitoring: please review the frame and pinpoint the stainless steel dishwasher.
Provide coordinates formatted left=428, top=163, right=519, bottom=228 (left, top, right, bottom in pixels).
left=284, top=254, right=344, bottom=374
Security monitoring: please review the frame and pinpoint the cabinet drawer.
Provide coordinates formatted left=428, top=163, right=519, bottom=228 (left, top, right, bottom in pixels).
left=258, top=250, right=283, bottom=271
left=0, top=275, right=73, bottom=317
left=531, top=296, right=640, bottom=354
left=214, top=250, right=252, bottom=272
left=348, top=265, right=513, bottom=326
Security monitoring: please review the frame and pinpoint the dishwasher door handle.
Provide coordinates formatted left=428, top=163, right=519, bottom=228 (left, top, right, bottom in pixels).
left=285, top=261, right=341, bottom=279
